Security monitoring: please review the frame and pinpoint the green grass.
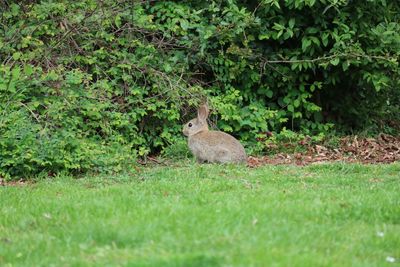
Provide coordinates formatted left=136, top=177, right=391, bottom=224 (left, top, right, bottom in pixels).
left=1, top=163, right=400, bottom=267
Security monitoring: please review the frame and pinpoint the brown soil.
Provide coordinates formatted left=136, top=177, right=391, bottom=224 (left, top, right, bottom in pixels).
left=247, top=134, right=400, bottom=167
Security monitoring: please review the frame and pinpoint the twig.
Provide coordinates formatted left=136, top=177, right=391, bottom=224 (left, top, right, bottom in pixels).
left=261, top=52, right=395, bottom=65
left=252, top=2, right=262, bottom=16
left=20, top=102, right=41, bottom=123
left=51, top=7, right=98, bottom=50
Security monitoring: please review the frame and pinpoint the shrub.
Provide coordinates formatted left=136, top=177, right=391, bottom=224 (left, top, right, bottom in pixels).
left=0, top=0, right=399, bottom=178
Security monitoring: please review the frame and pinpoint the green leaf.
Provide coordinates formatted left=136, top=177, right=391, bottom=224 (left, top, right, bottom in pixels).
left=330, top=58, right=340, bottom=66
left=12, top=52, right=21, bottom=60
left=163, top=63, right=172, bottom=72
left=273, top=23, right=285, bottom=31
left=310, top=37, right=320, bottom=47
left=302, top=38, right=312, bottom=51
left=259, top=33, right=270, bottom=40
left=321, top=33, right=329, bottom=47
left=288, top=18, right=295, bottom=29
left=114, top=15, right=122, bottom=28
left=286, top=29, right=294, bottom=38
left=307, top=27, right=319, bottom=34
left=24, top=65, right=33, bottom=76
left=308, top=0, right=316, bottom=6
left=342, top=61, right=350, bottom=71
left=11, top=66, right=21, bottom=79
left=283, top=96, right=291, bottom=104
left=65, top=70, right=83, bottom=84
left=180, top=19, right=189, bottom=30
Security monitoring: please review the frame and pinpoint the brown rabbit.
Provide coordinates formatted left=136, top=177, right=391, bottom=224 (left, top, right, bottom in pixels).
left=183, top=104, right=247, bottom=163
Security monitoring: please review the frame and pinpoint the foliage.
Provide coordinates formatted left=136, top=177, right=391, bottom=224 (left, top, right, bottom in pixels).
left=1, top=164, right=400, bottom=266
left=161, top=137, right=192, bottom=160
left=1, top=0, right=399, bottom=177
left=0, top=66, right=136, bottom=178
left=260, top=128, right=324, bottom=154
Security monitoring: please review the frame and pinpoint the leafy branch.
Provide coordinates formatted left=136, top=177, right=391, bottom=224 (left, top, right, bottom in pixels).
left=261, top=52, right=397, bottom=66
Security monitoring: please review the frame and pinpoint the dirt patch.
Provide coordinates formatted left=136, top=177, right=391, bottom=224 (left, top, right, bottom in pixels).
left=0, top=178, right=33, bottom=187
left=248, top=134, right=400, bottom=167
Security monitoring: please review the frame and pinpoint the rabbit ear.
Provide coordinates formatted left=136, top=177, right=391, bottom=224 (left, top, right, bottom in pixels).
left=197, top=104, right=209, bottom=122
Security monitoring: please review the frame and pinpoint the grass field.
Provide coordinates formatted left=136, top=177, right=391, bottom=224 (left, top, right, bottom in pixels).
left=1, top=163, right=399, bottom=267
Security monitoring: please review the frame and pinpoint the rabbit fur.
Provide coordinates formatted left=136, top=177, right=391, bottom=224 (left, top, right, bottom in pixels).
left=183, top=104, right=247, bottom=163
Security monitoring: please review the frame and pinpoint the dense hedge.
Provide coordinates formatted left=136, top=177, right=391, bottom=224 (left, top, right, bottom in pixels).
left=1, top=0, right=399, bottom=178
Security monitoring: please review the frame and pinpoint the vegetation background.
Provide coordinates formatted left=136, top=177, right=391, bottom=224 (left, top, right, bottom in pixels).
left=1, top=0, right=399, bottom=179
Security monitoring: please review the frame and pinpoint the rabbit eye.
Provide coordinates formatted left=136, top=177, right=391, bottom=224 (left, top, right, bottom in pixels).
left=188, top=123, right=192, bottom=127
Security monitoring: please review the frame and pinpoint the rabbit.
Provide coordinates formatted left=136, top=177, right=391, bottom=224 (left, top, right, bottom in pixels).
left=182, top=104, right=247, bottom=163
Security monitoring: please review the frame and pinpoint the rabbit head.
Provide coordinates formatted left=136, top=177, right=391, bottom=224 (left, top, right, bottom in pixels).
left=183, top=104, right=209, bottom=137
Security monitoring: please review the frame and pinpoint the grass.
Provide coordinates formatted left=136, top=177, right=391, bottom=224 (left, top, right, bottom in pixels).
left=1, top=163, right=399, bottom=267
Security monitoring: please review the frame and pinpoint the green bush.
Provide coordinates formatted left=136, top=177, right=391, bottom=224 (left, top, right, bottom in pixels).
left=0, top=0, right=399, bottom=178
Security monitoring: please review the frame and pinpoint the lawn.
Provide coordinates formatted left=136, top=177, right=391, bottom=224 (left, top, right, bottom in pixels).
left=1, top=163, right=399, bottom=267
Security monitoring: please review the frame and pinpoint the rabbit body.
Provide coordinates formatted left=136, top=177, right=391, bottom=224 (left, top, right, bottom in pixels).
left=188, top=131, right=247, bottom=163
left=183, top=104, right=247, bottom=164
